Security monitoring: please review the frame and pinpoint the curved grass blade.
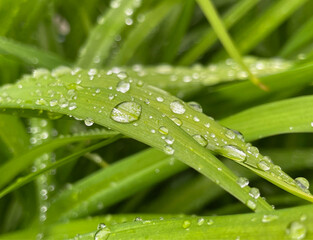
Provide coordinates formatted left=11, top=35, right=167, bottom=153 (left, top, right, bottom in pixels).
left=0, top=68, right=276, bottom=212
left=76, top=0, right=142, bottom=68
left=110, top=0, right=179, bottom=66
left=0, top=37, right=71, bottom=69
left=221, top=95, right=313, bottom=141
left=196, top=0, right=267, bottom=90
left=178, top=0, right=258, bottom=65
left=0, top=136, right=121, bottom=199
left=0, top=128, right=118, bottom=189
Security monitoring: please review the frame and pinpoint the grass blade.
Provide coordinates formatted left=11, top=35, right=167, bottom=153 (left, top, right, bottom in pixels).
left=196, top=0, right=267, bottom=90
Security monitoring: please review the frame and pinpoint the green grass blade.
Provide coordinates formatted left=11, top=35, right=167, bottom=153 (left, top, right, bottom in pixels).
left=110, top=0, right=179, bottom=66
left=0, top=37, right=71, bottom=69
left=178, top=0, right=258, bottom=65
left=0, top=128, right=118, bottom=189
left=76, top=0, right=141, bottom=68
left=196, top=0, right=267, bottom=90
left=214, top=0, right=309, bottom=59
left=280, top=15, right=313, bottom=58
left=0, top=68, right=276, bottom=212
left=221, top=95, right=313, bottom=141
left=47, top=148, right=187, bottom=222
left=0, top=136, right=121, bottom=199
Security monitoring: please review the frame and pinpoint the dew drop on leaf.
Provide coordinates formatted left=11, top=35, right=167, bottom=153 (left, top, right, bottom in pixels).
left=262, top=215, right=278, bottom=223
left=249, top=187, right=260, bottom=199
left=221, top=145, right=246, bottom=162
left=84, top=118, right=94, bottom=126
left=159, top=126, right=169, bottom=135
left=286, top=221, right=306, bottom=240
left=193, top=134, right=208, bottom=147
left=170, top=100, right=186, bottom=114
left=197, top=218, right=205, bottom=226
left=246, top=200, right=256, bottom=210
left=116, top=81, right=130, bottom=93
left=295, top=177, right=310, bottom=192
left=257, top=160, right=270, bottom=171
left=164, top=145, right=175, bottom=155
left=182, top=220, right=191, bottom=229
left=237, top=177, right=249, bottom=188
left=171, top=117, right=182, bottom=126
left=111, top=102, right=142, bottom=123
left=94, top=224, right=110, bottom=240
left=188, top=101, right=203, bottom=112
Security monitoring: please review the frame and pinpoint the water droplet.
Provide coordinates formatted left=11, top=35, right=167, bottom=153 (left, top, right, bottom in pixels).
left=197, top=218, right=205, bottom=226
left=295, top=177, right=310, bottom=191
left=111, top=102, right=142, bottom=123
left=193, top=134, right=208, bottom=147
left=204, top=123, right=210, bottom=128
left=193, top=116, right=200, bottom=122
left=246, top=200, right=256, bottom=210
left=257, top=160, right=270, bottom=171
left=159, top=126, right=169, bottom=135
left=221, top=145, right=246, bottom=162
left=94, top=225, right=110, bottom=240
left=84, top=118, right=94, bottom=126
left=262, top=215, right=278, bottom=223
left=207, top=219, right=214, bottom=225
left=116, top=81, right=130, bottom=93
left=182, top=220, right=191, bottom=229
left=97, top=223, right=106, bottom=230
left=237, top=177, right=249, bottom=188
left=156, top=97, right=164, bottom=102
left=225, top=129, right=236, bottom=139
left=170, top=100, right=186, bottom=114
left=171, top=117, right=182, bottom=126
left=249, top=188, right=260, bottom=199
left=188, top=101, right=203, bottom=112
left=164, top=145, right=175, bottom=155
left=134, top=217, right=143, bottom=222
left=49, top=99, right=58, bottom=107
left=165, top=136, right=174, bottom=145
left=286, top=221, right=306, bottom=240
left=117, top=72, right=128, bottom=80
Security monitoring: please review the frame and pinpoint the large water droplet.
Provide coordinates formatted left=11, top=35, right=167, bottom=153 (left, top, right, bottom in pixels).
left=159, top=126, right=169, bottom=135
left=170, top=100, right=186, bottom=114
left=295, top=177, right=310, bottom=192
left=221, top=145, right=246, bottom=162
left=111, top=102, right=142, bottom=123
left=84, top=118, right=94, bottom=126
left=249, top=187, right=260, bottom=199
left=257, top=160, right=270, bottom=171
left=193, top=134, right=208, bottom=147
left=164, top=145, right=175, bottom=155
left=286, top=221, right=306, bottom=240
left=171, top=117, right=182, bottom=126
left=116, top=81, right=130, bottom=93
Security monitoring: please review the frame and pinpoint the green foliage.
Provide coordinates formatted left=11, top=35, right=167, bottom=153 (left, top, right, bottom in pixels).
left=0, top=0, right=313, bottom=239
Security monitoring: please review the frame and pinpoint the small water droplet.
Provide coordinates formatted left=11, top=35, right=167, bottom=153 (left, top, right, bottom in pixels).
left=164, top=145, right=175, bottom=155
left=84, top=118, right=94, bottom=126
left=225, top=129, right=236, bottom=139
left=193, top=116, right=200, bottom=122
left=171, top=117, right=182, bottom=126
left=49, top=99, right=58, bottom=107
left=221, top=145, right=246, bottom=162
left=249, top=187, right=260, bottom=199
left=188, top=101, right=203, bottom=112
left=156, top=96, right=164, bottom=102
left=159, top=126, right=169, bottom=135
left=182, top=220, right=191, bottom=229
left=207, top=219, right=214, bottom=225
left=237, top=177, right=249, bottom=188
left=165, top=136, right=174, bottom=145
left=286, top=221, right=306, bottom=240
left=94, top=225, right=110, bottom=240
left=262, top=215, right=278, bottom=223
left=111, top=102, right=142, bottom=123
left=246, top=200, right=256, bottom=210
left=197, top=218, right=205, bottom=226
left=193, top=134, right=208, bottom=147
left=257, top=160, right=270, bottom=171
left=170, top=100, right=186, bottom=114
left=116, top=81, right=130, bottom=93
left=134, top=217, right=143, bottom=222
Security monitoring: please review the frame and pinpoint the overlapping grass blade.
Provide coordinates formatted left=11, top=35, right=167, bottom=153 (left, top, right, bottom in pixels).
left=196, top=0, right=266, bottom=90
left=214, top=0, right=308, bottom=58
left=0, top=68, right=275, bottom=212
left=0, top=128, right=118, bottom=189
left=0, top=37, right=71, bottom=69
left=178, top=0, right=258, bottom=65
left=110, top=0, right=179, bottom=66
left=76, top=0, right=141, bottom=68
left=221, top=95, right=313, bottom=141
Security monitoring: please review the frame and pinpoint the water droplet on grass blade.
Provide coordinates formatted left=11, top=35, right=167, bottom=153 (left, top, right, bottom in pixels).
left=237, top=177, right=249, bottom=188
left=84, top=118, right=94, bottom=126
left=221, top=145, right=246, bottom=162
left=295, top=177, right=310, bottom=192
left=182, top=220, right=191, bottom=229
left=286, top=221, right=306, bottom=240
left=164, top=145, right=174, bottom=155
left=188, top=101, right=203, bottom=112
left=94, top=224, right=110, bottom=240
left=116, top=81, right=130, bottom=93
left=170, top=100, right=186, bottom=114
left=111, top=102, right=142, bottom=123
left=193, top=134, right=208, bottom=147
